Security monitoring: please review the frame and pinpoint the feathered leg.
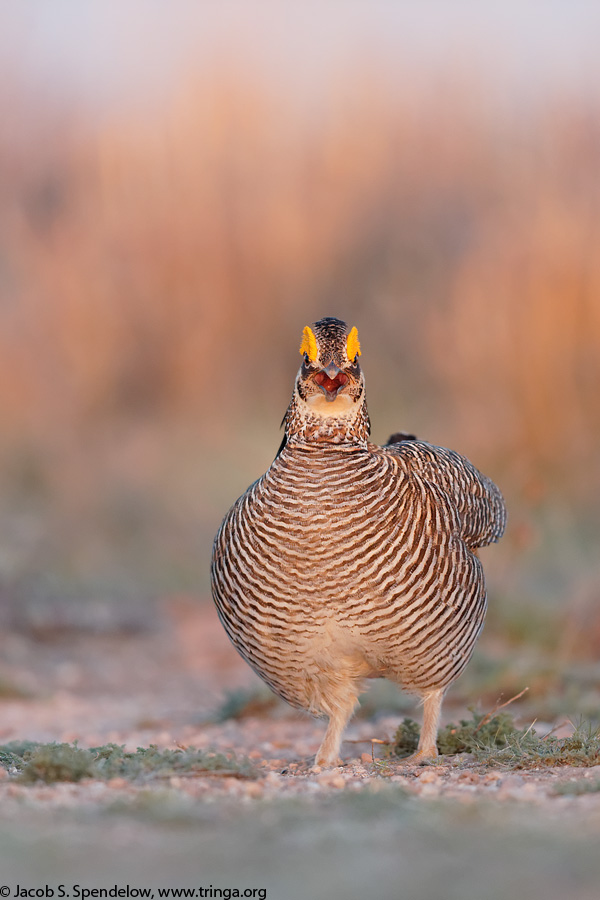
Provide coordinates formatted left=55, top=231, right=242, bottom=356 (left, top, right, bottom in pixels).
left=400, top=687, right=445, bottom=765
left=315, top=700, right=356, bottom=767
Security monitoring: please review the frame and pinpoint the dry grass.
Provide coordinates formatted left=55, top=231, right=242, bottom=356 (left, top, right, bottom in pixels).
left=1, top=73, right=599, bottom=489
left=0, top=64, right=599, bottom=667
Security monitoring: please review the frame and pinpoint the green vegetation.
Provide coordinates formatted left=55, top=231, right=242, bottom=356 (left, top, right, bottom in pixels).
left=389, top=709, right=521, bottom=758
left=476, top=721, right=600, bottom=769
left=0, top=742, right=258, bottom=784
left=389, top=712, right=600, bottom=769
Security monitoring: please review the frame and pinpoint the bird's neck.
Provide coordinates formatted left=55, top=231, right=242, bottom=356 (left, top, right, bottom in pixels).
left=284, top=393, right=370, bottom=446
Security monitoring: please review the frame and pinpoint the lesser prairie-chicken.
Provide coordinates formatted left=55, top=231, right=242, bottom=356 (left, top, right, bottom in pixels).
left=211, top=317, right=506, bottom=765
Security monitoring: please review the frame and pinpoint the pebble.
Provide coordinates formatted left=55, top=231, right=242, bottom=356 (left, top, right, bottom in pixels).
left=419, top=783, right=442, bottom=797
left=106, top=777, right=129, bottom=789
left=316, top=771, right=346, bottom=789
left=500, top=774, right=525, bottom=788
left=244, top=782, right=264, bottom=797
left=264, top=771, right=283, bottom=786
left=5, top=785, right=25, bottom=797
left=457, top=772, right=480, bottom=784
left=416, top=769, right=441, bottom=784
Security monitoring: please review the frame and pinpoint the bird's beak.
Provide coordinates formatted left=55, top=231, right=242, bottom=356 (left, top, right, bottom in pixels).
left=313, top=362, right=349, bottom=401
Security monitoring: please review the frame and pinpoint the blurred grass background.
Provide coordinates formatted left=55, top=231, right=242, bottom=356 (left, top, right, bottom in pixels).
left=0, top=1, right=599, bottom=692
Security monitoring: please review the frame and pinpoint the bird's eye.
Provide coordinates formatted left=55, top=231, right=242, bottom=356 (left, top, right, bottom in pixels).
left=303, top=352, right=310, bottom=365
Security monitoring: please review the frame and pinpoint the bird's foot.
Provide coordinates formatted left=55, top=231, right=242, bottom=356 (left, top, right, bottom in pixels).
left=397, top=746, right=438, bottom=766
left=314, top=752, right=344, bottom=768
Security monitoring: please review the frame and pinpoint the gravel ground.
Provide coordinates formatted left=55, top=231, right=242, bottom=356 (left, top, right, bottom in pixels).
left=1, top=600, right=598, bottom=807
left=2, top=600, right=600, bottom=899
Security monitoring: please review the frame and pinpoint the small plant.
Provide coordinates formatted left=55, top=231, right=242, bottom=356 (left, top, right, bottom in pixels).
left=389, top=711, right=600, bottom=769
left=389, top=709, right=521, bottom=759
left=0, top=741, right=41, bottom=771
left=0, top=742, right=258, bottom=784
left=18, top=743, right=97, bottom=783
left=476, top=721, right=600, bottom=769
left=388, top=719, right=420, bottom=756
left=439, top=711, right=520, bottom=755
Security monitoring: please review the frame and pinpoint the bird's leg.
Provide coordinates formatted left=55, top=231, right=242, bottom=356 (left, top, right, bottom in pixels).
left=399, top=687, right=445, bottom=765
left=314, top=697, right=358, bottom=767
left=309, top=658, right=367, bottom=767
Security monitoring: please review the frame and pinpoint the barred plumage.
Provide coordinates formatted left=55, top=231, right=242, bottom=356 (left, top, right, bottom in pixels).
left=211, top=317, right=506, bottom=766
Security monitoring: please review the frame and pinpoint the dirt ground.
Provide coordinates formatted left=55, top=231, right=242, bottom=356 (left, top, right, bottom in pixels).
left=2, top=599, right=600, bottom=900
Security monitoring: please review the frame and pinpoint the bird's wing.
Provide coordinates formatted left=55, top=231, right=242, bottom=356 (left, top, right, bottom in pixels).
left=383, top=439, right=506, bottom=550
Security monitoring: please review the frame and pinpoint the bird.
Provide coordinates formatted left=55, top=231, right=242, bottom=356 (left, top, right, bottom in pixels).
left=211, top=317, right=506, bottom=766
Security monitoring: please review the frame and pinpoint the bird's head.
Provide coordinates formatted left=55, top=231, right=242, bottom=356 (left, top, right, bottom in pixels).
left=285, top=317, right=369, bottom=444
left=297, top=317, right=363, bottom=406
